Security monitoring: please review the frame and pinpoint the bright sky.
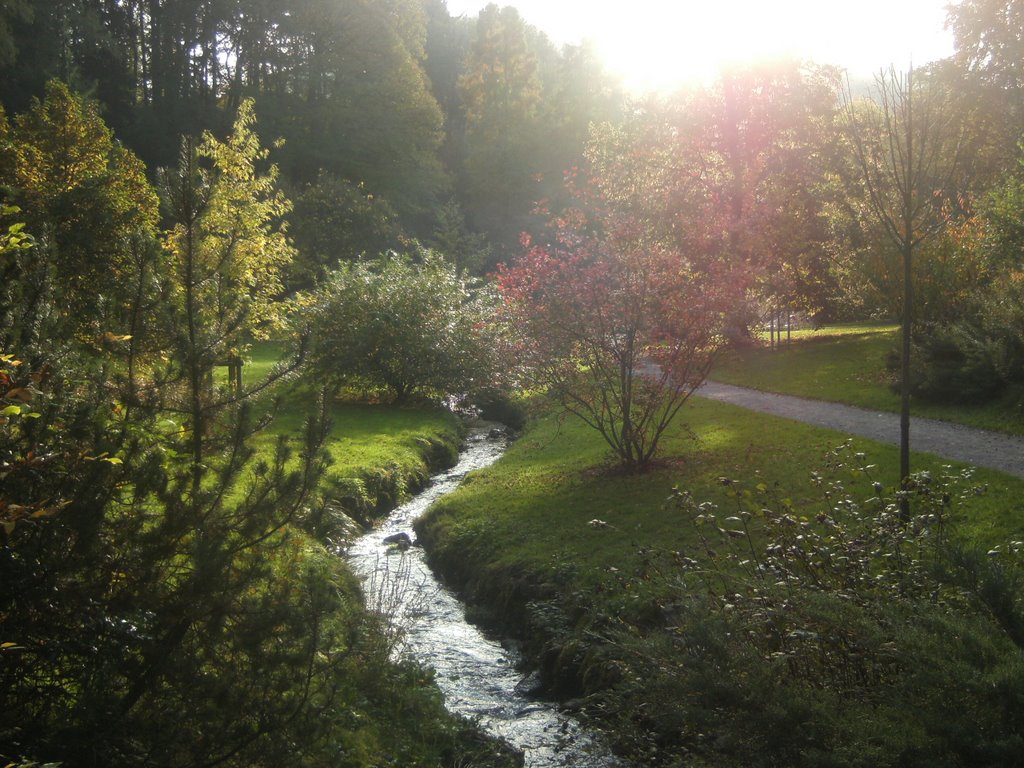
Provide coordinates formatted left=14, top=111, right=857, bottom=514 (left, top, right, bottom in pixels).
left=444, top=0, right=956, bottom=92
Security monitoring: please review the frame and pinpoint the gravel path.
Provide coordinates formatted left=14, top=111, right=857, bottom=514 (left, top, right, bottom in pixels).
left=698, top=381, right=1024, bottom=479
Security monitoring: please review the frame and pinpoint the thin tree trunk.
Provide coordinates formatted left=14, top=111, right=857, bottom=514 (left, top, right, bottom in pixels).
left=899, top=66, right=914, bottom=516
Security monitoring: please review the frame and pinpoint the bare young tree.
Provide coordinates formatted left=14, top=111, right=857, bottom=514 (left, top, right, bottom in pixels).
left=843, top=66, right=963, bottom=504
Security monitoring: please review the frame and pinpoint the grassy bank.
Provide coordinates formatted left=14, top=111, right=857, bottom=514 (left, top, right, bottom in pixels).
left=235, top=343, right=519, bottom=768
left=713, top=324, right=1024, bottom=434
left=416, top=399, right=1024, bottom=765
left=245, top=342, right=464, bottom=522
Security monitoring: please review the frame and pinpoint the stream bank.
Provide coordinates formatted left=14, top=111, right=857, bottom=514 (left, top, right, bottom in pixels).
left=412, top=399, right=1024, bottom=768
left=349, top=422, right=626, bottom=767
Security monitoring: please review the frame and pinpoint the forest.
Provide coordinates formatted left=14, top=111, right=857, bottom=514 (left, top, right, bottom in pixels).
left=3, top=0, right=1024, bottom=766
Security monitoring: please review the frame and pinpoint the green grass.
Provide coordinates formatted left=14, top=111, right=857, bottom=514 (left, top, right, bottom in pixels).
left=241, top=341, right=463, bottom=515
left=754, top=319, right=898, bottom=342
left=414, top=323, right=1024, bottom=765
left=713, top=324, right=1024, bottom=434
left=416, top=397, right=1024, bottom=764
left=211, top=343, right=518, bottom=766
left=419, top=397, right=1024, bottom=601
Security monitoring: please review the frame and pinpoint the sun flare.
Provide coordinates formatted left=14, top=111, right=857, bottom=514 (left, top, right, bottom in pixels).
left=446, top=0, right=954, bottom=92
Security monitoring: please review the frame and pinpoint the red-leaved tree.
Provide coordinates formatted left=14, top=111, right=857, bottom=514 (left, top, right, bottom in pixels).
left=498, top=199, right=742, bottom=471
left=589, top=62, right=842, bottom=329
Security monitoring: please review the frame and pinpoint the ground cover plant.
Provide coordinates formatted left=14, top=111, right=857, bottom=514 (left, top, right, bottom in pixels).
left=713, top=324, right=1024, bottom=434
left=416, top=397, right=1024, bottom=766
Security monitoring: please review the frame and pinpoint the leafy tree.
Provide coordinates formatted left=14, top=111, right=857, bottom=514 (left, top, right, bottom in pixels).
left=697, top=63, right=843, bottom=325
left=0, top=94, right=341, bottom=768
left=498, top=191, right=740, bottom=471
left=158, top=98, right=296, bottom=504
left=254, top=0, right=450, bottom=232
left=285, top=171, right=405, bottom=292
left=588, top=62, right=843, bottom=328
left=162, top=97, right=293, bottom=337
left=840, top=207, right=987, bottom=325
left=0, top=79, right=159, bottom=343
left=534, top=41, right=622, bottom=199
left=429, top=197, right=491, bottom=274
left=0, top=0, right=31, bottom=69
left=905, top=149, right=1024, bottom=404
left=944, top=1, right=1024, bottom=188
left=981, top=160, right=1024, bottom=270
left=948, top=0, right=1024, bottom=92
left=0, top=0, right=631, bottom=265
left=0, top=206, right=48, bottom=539
left=843, top=67, right=964, bottom=492
left=423, top=0, right=475, bottom=164
left=306, top=251, right=498, bottom=402
left=459, top=3, right=542, bottom=256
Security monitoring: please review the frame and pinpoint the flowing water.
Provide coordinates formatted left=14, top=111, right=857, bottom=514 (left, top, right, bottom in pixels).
left=346, top=422, right=626, bottom=768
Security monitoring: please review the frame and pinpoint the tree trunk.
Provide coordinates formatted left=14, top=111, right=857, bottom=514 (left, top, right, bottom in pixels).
left=899, top=66, right=914, bottom=517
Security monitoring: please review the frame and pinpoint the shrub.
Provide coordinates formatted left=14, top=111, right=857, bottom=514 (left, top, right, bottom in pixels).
left=305, top=251, right=500, bottom=402
left=905, top=272, right=1024, bottom=405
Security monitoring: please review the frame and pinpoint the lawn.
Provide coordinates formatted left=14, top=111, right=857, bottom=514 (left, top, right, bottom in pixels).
left=419, top=396, right=1024, bottom=598
left=416, top=396, right=1024, bottom=765
left=712, top=323, right=1024, bottom=434
left=238, top=341, right=463, bottom=515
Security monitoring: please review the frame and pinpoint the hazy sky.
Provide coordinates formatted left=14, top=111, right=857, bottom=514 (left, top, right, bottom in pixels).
left=443, top=0, right=957, bottom=92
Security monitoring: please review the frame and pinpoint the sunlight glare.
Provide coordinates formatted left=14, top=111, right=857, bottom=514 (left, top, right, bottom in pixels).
left=445, top=0, right=955, bottom=92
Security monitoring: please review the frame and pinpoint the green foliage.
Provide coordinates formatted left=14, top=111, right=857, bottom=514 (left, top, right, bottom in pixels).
left=1, top=98, right=516, bottom=768
left=2, top=247, right=335, bottom=768
left=907, top=273, right=1024, bottom=405
left=594, top=448, right=1024, bottom=767
left=459, top=4, right=542, bottom=253
left=841, top=217, right=986, bottom=324
left=983, top=173, right=1024, bottom=269
left=0, top=0, right=628, bottom=266
left=0, top=1, right=31, bottom=69
left=949, top=0, right=1024, bottom=93
left=286, top=172, right=405, bottom=291
left=906, top=325, right=1004, bottom=403
left=0, top=80, right=159, bottom=343
left=162, top=98, right=293, bottom=340
left=306, top=251, right=499, bottom=402
left=429, top=198, right=491, bottom=274
left=253, top=0, right=450, bottom=231
left=901, top=151, right=1024, bottom=407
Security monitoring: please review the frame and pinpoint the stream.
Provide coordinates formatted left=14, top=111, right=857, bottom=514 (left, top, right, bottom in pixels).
left=346, top=422, right=626, bottom=768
